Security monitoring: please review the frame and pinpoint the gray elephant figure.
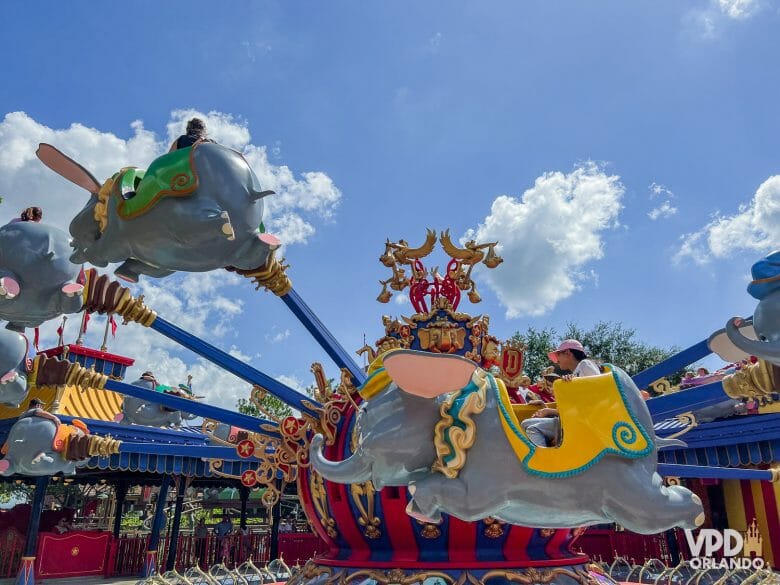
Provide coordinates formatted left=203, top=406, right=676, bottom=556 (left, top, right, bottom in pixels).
left=119, top=377, right=197, bottom=428
left=726, top=251, right=780, bottom=366
left=311, top=350, right=704, bottom=535
left=0, top=414, right=87, bottom=476
left=37, top=142, right=280, bottom=282
left=0, top=328, right=30, bottom=407
left=0, top=220, right=84, bottom=330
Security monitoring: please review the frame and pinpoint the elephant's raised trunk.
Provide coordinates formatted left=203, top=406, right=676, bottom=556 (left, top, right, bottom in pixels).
left=309, top=434, right=372, bottom=484
left=726, top=317, right=780, bottom=364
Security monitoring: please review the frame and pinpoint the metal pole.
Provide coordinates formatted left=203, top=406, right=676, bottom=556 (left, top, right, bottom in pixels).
left=15, top=476, right=49, bottom=585
left=269, top=480, right=282, bottom=561
left=165, top=482, right=185, bottom=572
left=143, top=475, right=172, bottom=578
left=112, top=481, right=128, bottom=539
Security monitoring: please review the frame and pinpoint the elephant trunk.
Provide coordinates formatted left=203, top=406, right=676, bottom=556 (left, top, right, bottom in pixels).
left=726, top=317, right=780, bottom=364
left=309, top=434, right=372, bottom=484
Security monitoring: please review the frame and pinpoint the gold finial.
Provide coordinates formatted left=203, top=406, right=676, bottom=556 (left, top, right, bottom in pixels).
left=722, top=359, right=775, bottom=400
left=231, top=253, right=292, bottom=296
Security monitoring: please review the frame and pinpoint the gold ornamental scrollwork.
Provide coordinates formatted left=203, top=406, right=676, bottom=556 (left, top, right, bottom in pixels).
left=350, top=482, right=381, bottom=539
left=722, top=359, right=775, bottom=400
left=483, top=517, right=505, bottom=539
left=309, top=470, right=337, bottom=539
left=417, top=520, right=442, bottom=539
left=347, top=568, right=454, bottom=585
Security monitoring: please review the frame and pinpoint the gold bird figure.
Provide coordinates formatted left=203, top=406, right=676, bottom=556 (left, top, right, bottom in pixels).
left=377, top=280, right=392, bottom=303
left=483, top=244, right=503, bottom=268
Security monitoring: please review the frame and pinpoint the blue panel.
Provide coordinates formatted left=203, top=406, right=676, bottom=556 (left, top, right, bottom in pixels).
left=647, top=382, right=728, bottom=420
left=476, top=520, right=511, bottom=561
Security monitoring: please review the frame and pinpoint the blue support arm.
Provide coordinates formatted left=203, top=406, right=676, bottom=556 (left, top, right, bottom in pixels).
left=103, top=378, right=281, bottom=438
left=647, top=381, right=730, bottom=420
left=118, top=442, right=241, bottom=459
left=281, top=288, right=367, bottom=385
left=150, top=316, right=320, bottom=416
left=633, top=339, right=711, bottom=390
left=658, top=463, right=778, bottom=482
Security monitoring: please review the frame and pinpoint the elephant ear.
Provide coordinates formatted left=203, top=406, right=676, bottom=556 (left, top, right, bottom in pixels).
left=382, top=350, right=478, bottom=398
left=708, top=320, right=756, bottom=362
left=36, top=143, right=102, bottom=195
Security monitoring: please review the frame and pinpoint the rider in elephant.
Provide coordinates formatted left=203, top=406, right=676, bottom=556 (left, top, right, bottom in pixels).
left=521, top=339, right=601, bottom=447
left=169, top=118, right=214, bottom=152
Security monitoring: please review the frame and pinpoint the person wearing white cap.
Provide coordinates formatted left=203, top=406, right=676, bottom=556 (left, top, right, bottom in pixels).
left=521, top=339, right=601, bottom=447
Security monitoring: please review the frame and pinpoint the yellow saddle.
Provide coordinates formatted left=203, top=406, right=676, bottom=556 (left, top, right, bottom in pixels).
left=495, top=368, right=653, bottom=478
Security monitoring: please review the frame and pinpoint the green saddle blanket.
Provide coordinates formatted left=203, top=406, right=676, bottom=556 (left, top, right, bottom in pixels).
left=113, top=146, right=199, bottom=219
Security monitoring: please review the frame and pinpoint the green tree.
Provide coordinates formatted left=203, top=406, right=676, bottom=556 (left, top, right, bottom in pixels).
left=509, top=326, right=558, bottom=381
left=511, top=321, right=681, bottom=384
left=236, top=379, right=329, bottom=421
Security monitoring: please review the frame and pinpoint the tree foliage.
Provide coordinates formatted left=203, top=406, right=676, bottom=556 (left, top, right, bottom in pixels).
left=511, top=321, right=680, bottom=382
left=236, top=380, right=330, bottom=421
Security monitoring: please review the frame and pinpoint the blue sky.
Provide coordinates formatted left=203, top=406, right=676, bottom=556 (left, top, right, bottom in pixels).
left=1, top=1, right=778, bottom=407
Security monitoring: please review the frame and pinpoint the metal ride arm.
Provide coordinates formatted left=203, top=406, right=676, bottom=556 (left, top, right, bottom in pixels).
left=647, top=381, right=730, bottom=420
left=633, top=339, right=711, bottom=391
left=657, top=463, right=778, bottom=482
left=80, top=269, right=320, bottom=417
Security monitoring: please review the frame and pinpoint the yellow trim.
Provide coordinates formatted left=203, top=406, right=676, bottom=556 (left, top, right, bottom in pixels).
left=0, top=385, right=122, bottom=421
left=723, top=480, right=747, bottom=532
left=497, top=372, right=651, bottom=476
left=359, top=349, right=402, bottom=400
left=750, top=480, right=773, bottom=566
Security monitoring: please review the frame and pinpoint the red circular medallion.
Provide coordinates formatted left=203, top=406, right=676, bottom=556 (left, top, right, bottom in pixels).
left=236, top=439, right=255, bottom=458
left=241, top=470, right=257, bottom=487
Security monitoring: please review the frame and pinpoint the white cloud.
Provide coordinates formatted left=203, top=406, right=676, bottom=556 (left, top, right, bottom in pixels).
left=265, top=328, right=291, bottom=343
left=685, top=0, right=762, bottom=38
left=464, top=162, right=624, bottom=318
left=393, top=293, right=409, bottom=306
left=0, top=109, right=340, bottom=412
left=428, top=32, right=443, bottom=53
left=675, top=175, right=780, bottom=265
left=718, top=0, right=759, bottom=20
left=647, top=184, right=678, bottom=221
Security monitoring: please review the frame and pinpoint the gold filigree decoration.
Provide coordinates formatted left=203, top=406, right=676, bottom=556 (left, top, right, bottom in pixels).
left=249, top=385, right=284, bottom=424
left=418, top=520, right=442, bottom=539
left=664, top=412, right=698, bottom=441
left=483, top=517, right=505, bottom=539
left=482, top=567, right=595, bottom=585
left=310, top=470, right=337, bottom=539
left=722, top=360, right=775, bottom=400
left=432, top=369, right=488, bottom=479
left=233, top=253, right=292, bottom=296
left=347, top=568, right=454, bottom=585
left=649, top=378, right=679, bottom=395
left=94, top=175, right=115, bottom=233
left=350, top=482, right=381, bottom=539
left=665, top=476, right=681, bottom=486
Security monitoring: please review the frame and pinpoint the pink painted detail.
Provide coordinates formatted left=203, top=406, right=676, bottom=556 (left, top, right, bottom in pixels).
left=114, top=272, right=137, bottom=284
left=113, top=413, right=124, bottom=422
left=259, top=233, right=281, bottom=248
left=0, top=277, right=20, bottom=299
left=61, top=283, right=84, bottom=296
left=383, top=351, right=478, bottom=398
left=1, top=370, right=17, bottom=383
left=0, top=460, right=10, bottom=473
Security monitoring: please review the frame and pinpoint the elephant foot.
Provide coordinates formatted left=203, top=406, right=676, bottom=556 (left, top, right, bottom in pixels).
left=61, top=282, right=84, bottom=297
left=405, top=498, right=442, bottom=525
left=0, top=370, right=17, bottom=384
left=220, top=211, right=236, bottom=241
left=258, top=232, right=281, bottom=250
left=0, top=277, right=20, bottom=300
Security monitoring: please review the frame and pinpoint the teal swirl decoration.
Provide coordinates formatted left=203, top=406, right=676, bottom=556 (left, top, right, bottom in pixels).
left=441, top=379, right=480, bottom=466
left=612, top=421, right=638, bottom=454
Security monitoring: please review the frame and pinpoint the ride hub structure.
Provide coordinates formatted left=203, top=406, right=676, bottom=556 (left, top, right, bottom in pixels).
left=0, top=138, right=778, bottom=585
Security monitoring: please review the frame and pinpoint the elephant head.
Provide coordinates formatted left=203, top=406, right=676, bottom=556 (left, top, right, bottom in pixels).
left=725, top=251, right=780, bottom=365
left=119, top=377, right=198, bottom=428
left=37, top=143, right=280, bottom=282
left=0, top=221, right=84, bottom=330
left=0, top=415, right=86, bottom=476
left=0, top=328, right=30, bottom=407
left=311, top=350, right=704, bottom=534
